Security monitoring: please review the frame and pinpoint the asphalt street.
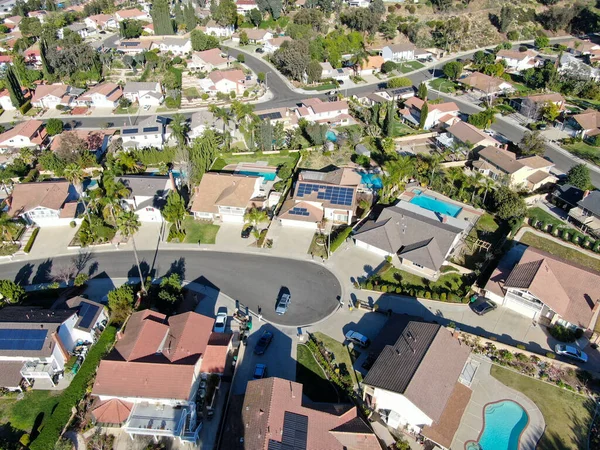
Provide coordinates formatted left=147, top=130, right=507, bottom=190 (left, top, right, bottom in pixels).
left=0, top=250, right=341, bottom=327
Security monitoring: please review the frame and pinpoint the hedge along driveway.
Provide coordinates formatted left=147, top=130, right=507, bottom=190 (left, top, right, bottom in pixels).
left=29, top=325, right=117, bottom=450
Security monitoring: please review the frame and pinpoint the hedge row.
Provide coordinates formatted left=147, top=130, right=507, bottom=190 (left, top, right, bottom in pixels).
left=306, top=336, right=352, bottom=393
left=528, top=218, right=600, bottom=253
left=23, top=228, right=39, bottom=254
left=29, top=325, right=117, bottom=450
left=19, top=100, right=31, bottom=115
left=330, top=226, right=353, bottom=254
left=359, top=279, right=470, bottom=303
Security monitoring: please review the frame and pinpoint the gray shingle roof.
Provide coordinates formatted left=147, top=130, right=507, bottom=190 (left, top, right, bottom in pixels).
left=123, top=82, right=161, bottom=94
left=578, top=190, right=600, bottom=217
left=552, top=184, right=584, bottom=207
left=117, top=175, right=170, bottom=199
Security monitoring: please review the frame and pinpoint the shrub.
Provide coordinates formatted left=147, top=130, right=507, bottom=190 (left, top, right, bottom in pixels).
left=499, top=349, right=514, bottom=361
left=517, top=344, right=526, bottom=350
left=330, top=226, right=353, bottom=253
left=237, top=54, right=245, bottom=63
left=381, top=285, right=388, bottom=293
left=381, top=61, right=397, bottom=73
left=448, top=321, right=456, bottom=329
left=19, top=100, right=32, bottom=115
left=424, top=291, right=431, bottom=299
left=366, top=282, right=373, bottom=290
left=19, top=434, right=30, bottom=447
left=545, top=352, right=556, bottom=359
left=387, top=77, right=412, bottom=88
left=516, top=353, right=529, bottom=362
left=449, top=293, right=460, bottom=302
left=201, top=93, right=209, bottom=100
left=440, top=292, right=447, bottom=301
left=549, top=324, right=577, bottom=342
left=23, top=227, right=39, bottom=253
left=431, top=292, right=439, bottom=300
left=70, top=220, right=76, bottom=228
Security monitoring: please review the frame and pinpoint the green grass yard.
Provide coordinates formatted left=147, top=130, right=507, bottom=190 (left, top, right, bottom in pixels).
left=0, top=390, right=60, bottom=438
left=304, top=83, right=338, bottom=91
left=211, top=153, right=299, bottom=171
left=430, top=78, right=459, bottom=93
left=182, top=217, right=220, bottom=244
left=313, top=332, right=359, bottom=387
left=379, top=266, right=468, bottom=298
left=491, top=365, right=594, bottom=450
left=396, top=61, right=425, bottom=73
left=526, top=207, right=566, bottom=227
left=392, top=121, right=418, bottom=137
left=563, top=141, right=600, bottom=165
left=520, top=231, right=600, bottom=272
left=296, top=344, right=339, bottom=403
left=114, top=105, right=139, bottom=115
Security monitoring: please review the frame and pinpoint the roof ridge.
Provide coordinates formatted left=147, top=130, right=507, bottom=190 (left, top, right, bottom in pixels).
left=406, top=325, right=443, bottom=388
left=265, top=378, right=277, bottom=449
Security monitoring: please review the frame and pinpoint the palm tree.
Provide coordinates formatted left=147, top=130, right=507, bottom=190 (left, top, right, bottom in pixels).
left=0, top=213, right=20, bottom=242
left=169, top=113, right=189, bottom=150
left=116, top=210, right=146, bottom=294
left=481, top=177, right=496, bottom=205
left=102, top=176, right=129, bottom=224
left=114, top=152, right=143, bottom=174
left=209, top=105, right=232, bottom=134
left=470, top=171, right=484, bottom=204
left=244, top=207, right=268, bottom=230
left=428, top=153, right=443, bottom=187
left=63, top=163, right=90, bottom=222
left=231, top=100, right=255, bottom=123
left=351, top=47, right=369, bottom=76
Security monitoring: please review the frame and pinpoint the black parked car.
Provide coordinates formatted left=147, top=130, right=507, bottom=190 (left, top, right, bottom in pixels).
left=241, top=226, right=253, bottom=239
left=470, top=296, right=498, bottom=316
left=254, top=331, right=274, bottom=355
left=255, top=47, right=265, bottom=53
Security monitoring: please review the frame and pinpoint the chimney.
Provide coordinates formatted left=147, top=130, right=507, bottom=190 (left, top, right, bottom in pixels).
left=452, top=327, right=460, bottom=339
left=584, top=190, right=590, bottom=198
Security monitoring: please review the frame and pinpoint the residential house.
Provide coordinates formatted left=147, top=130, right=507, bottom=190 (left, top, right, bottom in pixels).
left=117, top=38, right=153, bottom=55
left=359, top=55, right=385, bottom=76
left=203, top=69, right=248, bottom=95
left=32, top=83, right=84, bottom=109
left=329, top=67, right=353, bottom=82
left=567, top=189, right=600, bottom=236
left=232, top=28, right=272, bottom=44
left=57, top=22, right=91, bottom=39
left=0, top=120, right=48, bottom=150
left=203, top=20, right=234, bottom=37
left=568, top=109, right=600, bottom=139
left=142, top=23, right=154, bottom=34
left=28, top=10, right=47, bottom=23
left=362, top=321, right=472, bottom=449
left=77, top=82, right=123, bottom=108
left=151, top=37, right=192, bottom=55
left=84, top=14, right=117, bottom=30
left=559, top=53, right=600, bottom=81
left=0, top=55, right=12, bottom=69
left=263, top=36, right=292, bottom=53
left=0, top=86, right=28, bottom=111
left=278, top=167, right=361, bottom=229
left=190, top=173, right=267, bottom=223
left=295, top=98, right=351, bottom=125
left=7, top=181, right=79, bottom=226
left=255, top=107, right=298, bottom=129
left=400, top=97, right=460, bottom=130
left=0, top=304, right=105, bottom=390
left=347, top=0, right=371, bottom=7
left=319, top=61, right=335, bottom=78
left=354, top=201, right=470, bottom=278
left=458, top=72, right=514, bottom=98
left=189, top=110, right=234, bottom=139
left=120, top=116, right=171, bottom=150
left=437, top=120, right=501, bottom=152
left=235, top=0, right=259, bottom=13
left=565, top=39, right=600, bottom=56
left=495, top=49, right=539, bottom=72
left=50, top=130, right=114, bottom=155
left=91, top=310, right=232, bottom=441
left=381, top=43, right=430, bottom=62
left=485, top=246, right=600, bottom=331
left=24, top=42, right=41, bottom=67
left=117, top=175, right=174, bottom=222
left=123, top=81, right=163, bottom=107
left=551, top=183, right=584, bottom=212
left=188, top=48, right=229, bottom=72
left=220, top=377, right=379, bottom=450
left=3, top=15, right=21, bottom=31
left=473, top=146, right=555, bottom=191
left=519, top=93, right=565, bottom=119
left=114, top=8, right=150, bottom=21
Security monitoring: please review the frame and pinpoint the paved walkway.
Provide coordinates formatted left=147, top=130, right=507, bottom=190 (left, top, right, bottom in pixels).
left=452, top=356, right=545, bottom=450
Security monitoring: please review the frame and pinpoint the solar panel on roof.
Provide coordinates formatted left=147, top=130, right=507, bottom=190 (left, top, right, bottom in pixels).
left=78, top=302, right=99, bottom=329
left=0, top=328, right=48, bottom=351
left=122, top=128, right=138, bottom=134
left=142, top=126, right=159, bottom=133
left=258, top=112, right=282, bottom=120
left=279, top=412, right=308, bottom=450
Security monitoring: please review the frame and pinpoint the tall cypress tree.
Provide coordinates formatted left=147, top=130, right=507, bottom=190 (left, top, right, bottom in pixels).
left=40, top=39, right=53, bottom=79
left=6, top=66, right=24, bottom=108
left=151, top=0, right=174, bottom=35
left=184, top=3, right=197, bottom=31
left=173, top=2, right=184, bottom=27
left=419, top=102, right=429, bottom=130
left=383, top=101, right=395, bottom=137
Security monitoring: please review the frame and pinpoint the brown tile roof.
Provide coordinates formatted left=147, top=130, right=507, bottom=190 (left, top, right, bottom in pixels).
left=574, top=110, right=600, bottom=131
left=496, top=49, right=537, bottom=61
left=92, top=399, right=133, bottom=424
left=526, top=170, right=553, bottom=185
left=32, top=84, right=68, bottom=103
left=163, top=312, right=214, bottom=363
left=447, top=121, right=499, bottom=146
left=0, top=361, right=24, bottom=388
left=460, top=72, right=512, bottom=93
left=80, top=82, right=122, bottom=102
left=302, top=98, right=349, bottom=114
left=234, top=377, right=377, bottom=450
left=279, top=200, right=324, bottom=223
left=267, top=36, right=292, bottom=47
left=190, top=173, right=259, bottom=214
left=519, top=155, right=553, bottom=169
left=209, top=69, right=245, bottom=85
left=8, top=181, right=70, bottom=217
left=421, top=382, right=472, bottom=448
left=193, top=48, right=227, bottom=66
left=241, top=28, right=270, bottom=40
left=59, top=201, right=78, bottom=219
left=87, top=14, right=113, bottom=26
left=0, top=119, right=44, bottom=145
left=525, top=93, right=565, bottom=104
left=404, top=96, right=424, bottom=110
left=115, top=8, right=145, bottom=18
left=114, top=310, right=168, bottom=361
left=201, top=332, right=232, bottom=373
left=432, top=101, right=459, bottom=113
left=478, top=146, right=523, bottom=174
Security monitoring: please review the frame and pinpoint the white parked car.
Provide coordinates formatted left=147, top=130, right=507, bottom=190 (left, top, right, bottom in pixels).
left=555, top=344, right=588, bottom=363
left=213, top=307, right=228, bottom=333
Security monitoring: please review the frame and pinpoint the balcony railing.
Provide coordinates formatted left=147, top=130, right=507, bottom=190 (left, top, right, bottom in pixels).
left=21, top=361, right=56, bottom=378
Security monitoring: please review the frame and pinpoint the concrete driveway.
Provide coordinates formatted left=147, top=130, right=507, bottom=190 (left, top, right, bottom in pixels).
left=25, top=225, right=78, bottom=259
left=215, top=222, right=259, bottom=250
left=268, top=222, right=316, bottom=257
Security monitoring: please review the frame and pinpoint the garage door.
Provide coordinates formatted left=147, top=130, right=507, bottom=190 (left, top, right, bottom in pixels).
left=504, top=297, right=540, bottom=319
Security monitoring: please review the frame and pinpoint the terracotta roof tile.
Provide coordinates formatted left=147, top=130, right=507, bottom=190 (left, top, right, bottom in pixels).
left=114, top=310, right=168, bottom=361
left=190, top=173, right=259, bottom=213
left=163, top=312, right=214, bottom=363
left=92, top=399, right=133, bottom=424
left=8, top=181, right=70, bottom=217
left=201, top=332, right=232, bottom=373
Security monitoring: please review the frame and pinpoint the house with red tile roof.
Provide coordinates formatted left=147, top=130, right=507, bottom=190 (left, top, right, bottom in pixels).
left=235, top=0, right=258, bottom=13
left=91, top=309, right=232, bottom=442
left=400, top=97, right=460, bottom=130
left=203, top=69, right=248, bottom=95
left=220, top=377, right=380, bottom=450
left=188, top=48, right=229, bottom=71
left=295, top=98, right=351, bottom=125
left=6, top=181, right=79, bottom=226
left=263, top=35, right=292, bottom=53
left=32, top=83, right=84, bottom=109
left=77, top=82, right=123, bottom=108
left=496, top=49, right=539, bottom=72
left=0, top=120, right=47, bottom=150
left=114, top=8, right=150, bottom=21
left=519, top=93, right=565, bottom=119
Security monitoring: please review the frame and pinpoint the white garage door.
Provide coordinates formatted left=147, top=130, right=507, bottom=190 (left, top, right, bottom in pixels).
left=504, top=297, right=540, bottom=319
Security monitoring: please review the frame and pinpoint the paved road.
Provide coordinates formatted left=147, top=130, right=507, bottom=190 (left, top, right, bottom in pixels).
left=1, top=250, right=341, bottom=327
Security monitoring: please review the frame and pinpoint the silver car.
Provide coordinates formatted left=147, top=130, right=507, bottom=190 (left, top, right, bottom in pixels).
left=555, top=344, right=588, bottom=363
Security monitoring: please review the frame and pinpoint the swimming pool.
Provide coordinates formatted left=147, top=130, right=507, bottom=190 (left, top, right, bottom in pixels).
left=361, top=173, right=383, bottom=189
left=326, top=131, right=337, bottom=142
left=410, top=193, right=462, bottom=217
left=466, top=400, right=529, bottom=450
left=237, top=170, right=277, bottom=181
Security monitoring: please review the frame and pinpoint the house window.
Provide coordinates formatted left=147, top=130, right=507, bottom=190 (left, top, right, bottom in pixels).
left=146, top=207, right=153, bottom=211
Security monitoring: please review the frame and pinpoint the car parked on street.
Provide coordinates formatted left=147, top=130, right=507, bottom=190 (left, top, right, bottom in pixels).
left=254, top=331, right=274, bottom=355
left=275, top=290, right=291, bottom=315
left=253, top=363, right=267, bottom=379
left=555, top=344, right=588, bottom=363
left=470, top=296, right=497, bottom=316
left=241, top=225, right=253, bottom=239
left=345, top=330, right=370, bottom=348
left=213, top=307, right=228, bottom=333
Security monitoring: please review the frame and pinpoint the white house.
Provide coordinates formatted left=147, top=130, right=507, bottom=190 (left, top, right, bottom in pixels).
left=151, top=37, right=192, bottom=55
left=362, top=320, right=472, bottom=448
left=123, top=81, right=163, bottom=107
left=295, top=98, right=351, bottom=125
left=235, top=0, right=258, bottom=12
left=187, top=48, right=229, bottom=72
left=117, top=175, right=174, bottom=222
left=189, top=110, right=233, bottom=138
left=399, top=97, right=460, bottom=130
left=7, top=181, right=80, bottom=226
left=203, top=20, right=234, bottom=37
left=57, top=22, right=90, bottom=39
left=77, top=82, right=123, bottom=108
left=114, top=8, right=150, bottom=21
left=205, top=69, right=248, bottom=95
left=319, top=62, right=335, bottom=78
left=32, top=83, right=84, bottom=109
left=84, top=14, right=117, bottom=30
left=120, top=116, right=170, bottom=150
left=0, top=89, right=16, bottom=110
left=56, top=297, right=109, bottom=351
left=263, top=36, right=292, bottom=53
left=381, top=43, right=430, bottom=62
left=232, top=28, right=272, bottom=44
left=28, top=10, right=48, bottom=23
left=496, top=49, right=539, bottom=72
left=0, top=120, right=48, bottom=150
left=278, top=167, right=360, bottom=229
left=190, top=173, right=266, bottom=223
left=117, top=39, right=153, bottom=55
left=459, top=72, right=514, bottom=98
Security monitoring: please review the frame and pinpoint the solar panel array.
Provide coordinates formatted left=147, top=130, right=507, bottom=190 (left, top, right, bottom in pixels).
left=78, top=303, right=100, bottom=329
left=296, top=183, right=354, bottom=206
left=258, top=112, right=282, bottom=120
left=122, top=128, right=138, bottom=135
left=143, top=126, right=159, bottom=133
left=288, top=207, right=309, bottom=217
left=0, top=329, right=48, bottom=351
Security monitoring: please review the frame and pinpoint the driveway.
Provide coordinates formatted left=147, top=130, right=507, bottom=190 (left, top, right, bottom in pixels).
left=267, top=222, right=315, bottom=257
left=23, top=225, right=78, bottom=260
left=215, top=222, right=258, bottom=251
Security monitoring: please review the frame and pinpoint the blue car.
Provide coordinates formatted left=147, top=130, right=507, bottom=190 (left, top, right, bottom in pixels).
left=254, top=331, right=274, bottom=355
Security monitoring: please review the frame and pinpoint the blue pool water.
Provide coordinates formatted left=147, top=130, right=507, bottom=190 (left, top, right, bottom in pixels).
left=361, top=173, right=383, bottom=190
left=410, top=193, right=462, bottom=217
left=237, top=170, right=277, bottom=181
left=326, top=131, right=337, bottom=142
left=468, top=400, right=529, bottom=450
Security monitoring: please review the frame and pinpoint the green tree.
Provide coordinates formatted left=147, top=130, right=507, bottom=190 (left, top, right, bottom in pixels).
left=443, top=61, right=463, bottom=80
left=540, top=101, right=560, bottom=122
left=239, top=30, right=249, bottom=46
left=39, top=38, right=53, bottom=79
left=162, top=191, right=186, bottom=233
left=191, top=29, right=219, bottom=51
left=45, top=118, right=63, bottom=136
left=214, top=0, right=237, bottom=26
left=272, top=39, right=310, bottom=81
left=184, top=3, right=197, bottom=31
left=244, top=207, right=268, bottom=238
left=158, top=273, right=183, bottom=303
left=534, top=34, right=550, bottom=49
left=566, top=164, right=591, bottom=190
left=169, top=113, right=189, bottom=150
left=387, top=77, right=412, bottom=88
left=383, top=101, right=395, bottom=137
left=0, top=279, right=25, bottom=304
left=5, top=66, right=24, bottom=108
left=306, top=59, right=323, bottom=84
left=494, top=186, right=526, bottom=220
left=518, top=130, right=545, bottom=156
left=107, top=284, right=135, bottom=324
left=116, top=210, right=145, bottom=294
left=151, top=0, right=174, bottom=35
left=468, top=109, right=496, bottom=129
left=63, top=163, right=91, bottom=222
left=0, top=213, right=20, bottom=242
left=381, top=61, right=396, bottom=73
left=249, top=8, right=262, bottom=26
left=417, top=82, right=427, bottom=100
left=419, top=102, right=429, bottom=129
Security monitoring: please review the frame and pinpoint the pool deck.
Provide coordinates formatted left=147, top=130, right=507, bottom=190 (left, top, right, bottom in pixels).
left=452, top=355, right=545, bottom=450
left=400, top=187, right=484, bottom=224
left=222, top=162, right=278, bottom=173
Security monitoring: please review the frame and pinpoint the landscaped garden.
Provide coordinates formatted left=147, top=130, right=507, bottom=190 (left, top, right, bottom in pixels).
left=526, top=207, right=566, bottom=228
left=0, top=390, right=61, bottom=442
left=452, top=213, right=506, bottom=270
left=312, top=332, right=359, bottom=386
left=563, top=140, right=600, bottom=165
left=520, top=231, right=600, bottom=272
left=430, top=78, right=460, bottom=93
left=395, top=61, right=425, bottom=74
left=181, top=217, right=220, bottom=244
left=296, top=343, right=339, bottom=403
left=211, top=152, right=299, bottom=172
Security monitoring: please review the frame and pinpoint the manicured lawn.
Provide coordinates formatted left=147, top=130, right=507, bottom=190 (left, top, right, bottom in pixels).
left=526, top=207, right=566, bottom=227
left=0, top=390, right=60, bottom=436
left=396, top=60, right=425, bottom=73
left=379, top=266, right=469, bottom=299
left=307, top=233, right=328, bottom=260
left=564, top=141, right=600, bottom=165
left=520, top=231, right=600, bottom=272
left=392, top=121, right=417, bottom=137
left=304, top=83, right=338, bottom=91
left=183, top=87, right=200, bottom=99
left=313, top=332, right=359, bottom=387
left=296, top=344, right=339, bottom=403
left=182, top=217, right=220, bottom=244
left=114, top=105, right=139, bottom=114
left=491, top=365, right=594, bottom=450
left=430, top=78, right=459, bottom=93
left=568, top=97, right=600, bottom=112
